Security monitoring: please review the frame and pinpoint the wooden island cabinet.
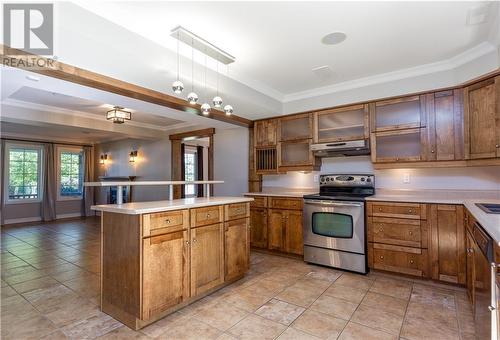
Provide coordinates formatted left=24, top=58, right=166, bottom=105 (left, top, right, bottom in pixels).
left=95, top=198, right=252, bottom=330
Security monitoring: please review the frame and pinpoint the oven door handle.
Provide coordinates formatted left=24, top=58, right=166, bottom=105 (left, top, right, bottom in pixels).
left=304, top=200, right=363, bottom=207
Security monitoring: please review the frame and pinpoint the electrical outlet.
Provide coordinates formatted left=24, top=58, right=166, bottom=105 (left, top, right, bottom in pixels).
left=313, top=174, right=320, bottom=183
left=403, top=173, right=410, bottom=184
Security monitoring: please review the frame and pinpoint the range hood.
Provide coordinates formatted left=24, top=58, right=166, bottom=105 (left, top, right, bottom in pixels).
left=311, top=140, right=370, bottom=157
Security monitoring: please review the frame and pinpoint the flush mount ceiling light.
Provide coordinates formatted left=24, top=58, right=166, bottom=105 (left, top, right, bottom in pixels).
left=321, top=32, right=347, bottom=45
left=106, top=106, right=131, bottom=124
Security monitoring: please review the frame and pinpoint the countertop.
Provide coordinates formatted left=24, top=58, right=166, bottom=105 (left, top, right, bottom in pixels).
left=366, top=189, right=500, bottom=204
left=91, top=196, right=253, bottom=215
left=463, top=199, right=500, bottom=246
left=244, top=187, right=318, bottom=198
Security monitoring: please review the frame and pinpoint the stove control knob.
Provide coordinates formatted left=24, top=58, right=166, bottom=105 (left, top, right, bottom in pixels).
left=360, top=177, right=365, bottom=181
left=326, top=177, right=330, bottom=182
left=367, top=178, right=372, bottom=182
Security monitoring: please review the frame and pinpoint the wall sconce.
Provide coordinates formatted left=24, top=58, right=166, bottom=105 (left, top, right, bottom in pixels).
left=129, top=150, right=138, bottom=163
left=100, top=154, right=108, bottom=165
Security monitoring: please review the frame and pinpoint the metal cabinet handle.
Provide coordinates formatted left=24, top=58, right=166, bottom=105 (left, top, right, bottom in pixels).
left=409, top=260, right=414, bottom=264
left=206, top=213, right=211, bottom=218
left=431, top=149, right=435, bottom=153
left=185, top=240, right=190, bottom=245
left=165, top=219, right=171, bottom=224
left=409, top=231, right=413, bottom=235
left=192, top=238, right=197, bottom=243
left=489, top=306, right=496, bottom=312
left=378, top=228, right=383, bottom=232
left=380, top=256, right=384, bottom=259
left=408, top=209, right=413, bottom=213
left=496, top=144, right=499, bottom=148
left=378, top=208, right=383, bottom=212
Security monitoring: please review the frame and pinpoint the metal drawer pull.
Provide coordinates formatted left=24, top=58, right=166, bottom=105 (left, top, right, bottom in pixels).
left=489, top=306, right=496, bottom=312
left=185, top=240, right=190, bottom=245
left=206, top=213, right=211, bottom=218
left=408, top=209, right=413, bottom=213
left=378, top=208, right=383, bottom=212
left=409, top=260, right=414, bottom=264
left=409, top=231, right=413, bottom=235
left=379, top=228, right=383, bottom=232
left=379, top=256, right=384, bottom=259
left=165, top=219, right=171, bottom=224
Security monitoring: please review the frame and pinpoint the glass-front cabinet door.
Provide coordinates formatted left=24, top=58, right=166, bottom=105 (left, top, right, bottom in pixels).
left=312, top=212, right=354, bottom=239
left=371, top=128, right=425, bottom=163
left=279, top=139, right=315, bottom=168
left=372, top=95, right=426, bottom=132
left=279, top=113, right=312, bottom=141
left=314, top=104, right=369, bottom=143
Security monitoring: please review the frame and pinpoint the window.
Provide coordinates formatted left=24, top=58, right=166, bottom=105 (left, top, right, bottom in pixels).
left=5, top=143, right=42, bottom=203
left=184, top=151, right=196, bottom=197
left=57, top=147, right=84, bottom=199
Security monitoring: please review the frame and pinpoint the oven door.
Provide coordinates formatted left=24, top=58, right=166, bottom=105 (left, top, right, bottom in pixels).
left=303, top=199, right=365, bottom=254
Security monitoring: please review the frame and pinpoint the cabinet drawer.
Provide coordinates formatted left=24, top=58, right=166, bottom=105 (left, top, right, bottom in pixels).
left=143, top=210, right=189, bottom=237
left=247, top=196, right=267, bottom=208
left=368, top=202, right=425, bottom=220
left=191, top=206, right=223, bottom=228
left=225, top=203, right=249, bottom=221
left=269, top=197, right=303, bottom=210
left=369, top=243, right=428, bottom=277
left=368, top=217, right=422, bottom=248
left=473, top=224, right=491, bottom=256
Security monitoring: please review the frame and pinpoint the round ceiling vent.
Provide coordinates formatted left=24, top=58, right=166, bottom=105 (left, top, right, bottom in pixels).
left=321, top=32, right=347, bottom=45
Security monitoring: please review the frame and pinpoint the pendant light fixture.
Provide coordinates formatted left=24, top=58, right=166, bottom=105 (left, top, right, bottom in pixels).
left=212, top=61, right=223, bottom=108
left=187, top=37, right=198, bottom=105
left=201, top=51, right=211, bottom=115
left=223, top=64, right=233, bottom=116
left=172, top=31, right=184, bottom=94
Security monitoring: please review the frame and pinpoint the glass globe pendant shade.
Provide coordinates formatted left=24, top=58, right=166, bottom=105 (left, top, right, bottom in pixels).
left=187, top=92, right=198, bottom=105
left=201, top=103, right=211, bottom=115
left=223, top=104, right=233, bottom=116
left=212, top=96, right=223, bottom=108
left=172, top=80, right=184, bottom=94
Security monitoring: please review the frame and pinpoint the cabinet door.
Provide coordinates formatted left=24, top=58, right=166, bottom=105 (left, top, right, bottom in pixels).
left=279, top=139, right=315, bottom=167
left=466, top=230, right=475, bottom=304
left=429, top=204, right=466, bottom=284
left=268, top=209, right=285, bottom=251
left=254, top=119, right=277, bottom=147
left=225, top=218, right=250, bottom=281
left=250, top=207, right=268, bottom=248
left=464, top=76, right=500, bottom=159
left=285, top=210, right=303, bottom=255
left=279, top=113, right=312, bottom=141
left=371, top=95, right=426, bottom=132
left=426, top=90, right=464, bottom=161
left=314, top=104, right=369, bottom=143
left=142, top=230, right=189, bottom=319
left=371, top=128, right=425, bottom=163
left=190, top=224, right=224, bottom=296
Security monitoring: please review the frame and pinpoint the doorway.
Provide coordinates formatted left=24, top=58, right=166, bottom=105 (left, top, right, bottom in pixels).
left=170, top=128, right=214, bottom=199
left=182, top=137, right=209, bottom=198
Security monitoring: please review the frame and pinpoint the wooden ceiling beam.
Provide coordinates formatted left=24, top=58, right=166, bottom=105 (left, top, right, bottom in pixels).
left=0, top=45, right=253, bottom=128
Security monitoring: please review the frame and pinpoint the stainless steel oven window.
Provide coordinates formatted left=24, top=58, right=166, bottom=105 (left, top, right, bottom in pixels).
left=312, top=212, right=353, bottom=238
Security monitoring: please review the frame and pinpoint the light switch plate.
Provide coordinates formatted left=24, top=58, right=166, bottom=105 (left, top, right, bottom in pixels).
left=403, top=173, right=410, bottom=184
left=313, top=174, right=319, bottom=183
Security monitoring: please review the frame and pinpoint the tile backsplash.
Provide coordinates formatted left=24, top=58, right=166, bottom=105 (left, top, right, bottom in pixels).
left=262, top=156, right=500, bottom=191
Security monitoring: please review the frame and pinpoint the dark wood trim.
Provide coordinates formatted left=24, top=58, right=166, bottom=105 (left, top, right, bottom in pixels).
left=0, top=45, right=252, bottom=128
left=169, top=128, right=215, bottom=140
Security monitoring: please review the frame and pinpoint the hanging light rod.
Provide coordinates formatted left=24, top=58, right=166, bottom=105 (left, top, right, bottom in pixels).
left=170, top=26, right=235, bottom=65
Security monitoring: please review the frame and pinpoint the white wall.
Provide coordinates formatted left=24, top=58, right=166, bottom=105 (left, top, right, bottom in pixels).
left=214, top=127, right=249, bottom=196
left=262, top=156, right=500, bottom=191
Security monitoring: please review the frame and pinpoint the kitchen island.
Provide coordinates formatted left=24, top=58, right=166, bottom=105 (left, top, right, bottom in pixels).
left=91, top=196, right=253, bottom=330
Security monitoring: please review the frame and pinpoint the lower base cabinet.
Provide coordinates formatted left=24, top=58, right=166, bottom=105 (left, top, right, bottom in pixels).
left=368, top=243, right=429, bottom=277
left=142, top=230, right=190, bottom=320
left=190, top=223, right=225, bottom=296
left=268, top=208, right=304, bottom=255
left=250, top=207, right=268, bottom=248
left=225, top=218, right=250, bottom=281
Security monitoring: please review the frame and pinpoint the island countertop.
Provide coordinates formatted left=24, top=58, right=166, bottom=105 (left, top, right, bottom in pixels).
left=91, top=196, right=254, bottom=215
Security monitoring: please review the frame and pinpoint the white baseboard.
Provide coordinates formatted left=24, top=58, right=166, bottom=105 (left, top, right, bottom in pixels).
left=3, top=216, right=42, bottom=225
left=56, top=213, right=82, bottom=219
left=3, top=213, right=83, bottom=225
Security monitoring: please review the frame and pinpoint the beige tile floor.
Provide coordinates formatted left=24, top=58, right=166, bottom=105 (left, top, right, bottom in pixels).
left=1, top=217, right=476, bottom=340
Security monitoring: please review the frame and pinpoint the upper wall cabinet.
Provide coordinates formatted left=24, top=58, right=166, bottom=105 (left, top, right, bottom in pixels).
left=313, top=104, right=369, bottom=143
left=254, top=119, right=278, bottom=147
left=370, top=95, right=427, bottom=163
left=464, top=76, right=500, bottom=159
left=371, top=95, right=426, bottom=132
left=426, top=89, right=464, bottom=161
left=279, top=113, right=313, bottom=141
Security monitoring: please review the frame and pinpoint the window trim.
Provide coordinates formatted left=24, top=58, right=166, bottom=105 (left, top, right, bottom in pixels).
left=183, top=147, right=197, bottom=198
left=4, top=142, right=44, bottom=205
left=56, top=145, right=84, bottom=201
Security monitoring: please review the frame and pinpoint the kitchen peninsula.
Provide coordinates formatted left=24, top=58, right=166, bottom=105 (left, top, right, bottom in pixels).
left=91, top=196, right=253, bottom=330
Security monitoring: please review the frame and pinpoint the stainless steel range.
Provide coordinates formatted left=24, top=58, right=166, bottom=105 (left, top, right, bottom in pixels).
left=303, top=174, right=375, bottom=274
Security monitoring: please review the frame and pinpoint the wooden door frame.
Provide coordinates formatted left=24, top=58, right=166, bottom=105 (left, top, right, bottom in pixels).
left=170, top=128, right=215, bottom=199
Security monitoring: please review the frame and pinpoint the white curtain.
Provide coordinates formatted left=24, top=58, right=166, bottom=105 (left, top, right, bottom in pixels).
left=41, top=143, right=56, bottom=221
left=81, top=146, right=95, bottom=216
